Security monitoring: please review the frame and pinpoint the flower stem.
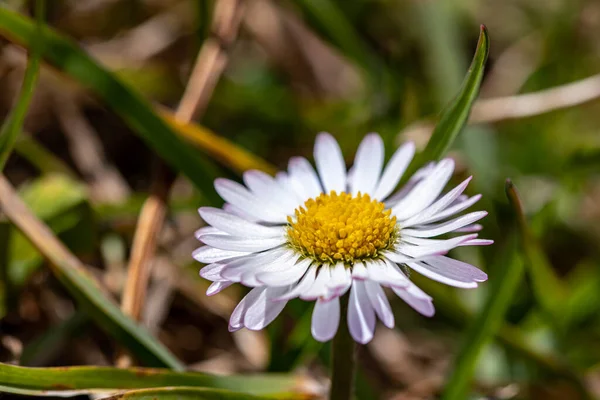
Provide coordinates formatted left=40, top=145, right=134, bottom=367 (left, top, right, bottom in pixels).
left=330, top=293, right=356, bottom=400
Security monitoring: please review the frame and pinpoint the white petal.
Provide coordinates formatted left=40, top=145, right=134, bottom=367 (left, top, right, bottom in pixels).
left=327, top=262, right=352, bottom=293
left=257, top=258, right=312, bottom=286
left=192, top=246, right=250, bottom=263
left=392, top=283, right=435, bottom=317
left=416, top=194, right=482, bottom=226
left=394, top=234, right=478, bottom=258
left=373, top=142, right=415, bottom=201
left=242, top=252, right=299, bottom=286
left=274, top=264, right=318, bottom=301
left=455, top=224, right=483, bottom=233
left=244, top=287, right=289, bottom=330
left=214, top=178, right=287, bottom=223
left=385, top=162, right=436, bottom=206
left=458, top=238, right=493, bottom=246
left=311, top=297, right=340, bottom=342
left=382, top=250, right=439, bottom=264
left=392, top=159, right=455, bottom=220
left=421, top=256, right=487, bottom=282
left=301, top=265, right=332, bottom=300
left=220, top=248, right=288, bottom=282
left=348, top=280, right=376, bottom=344
left=207, top=281, right=233, bottom=296
left=350, top=133, right=384, bottom=196
left=200, top=234, right=286, bottom=252
left=406, top=261, right=479, bottom=288
left=194, top=226, right=223, bottom=240
left=401, top=176, right=472, bottom=227
left=452, top=194, right=469, bottom=205
left=223, top=202, right=260, bottom=222
left=229, top=287, right=264, bottom=332
left=351, top=261, right=368, bottom=280
left=242, top=258, right=299, bottom=287
left=366, top=259, right=409, bottom=288
left=401, top=211, right=488, bottom=238
left=314, top=132, right=347, bottom=194
left=200, top=263, right=227, bottom=281
left=276, top=171, right=306, bottom=202
left=199, top=207, right=284, bottom=238
left=364, top=280, right=394, bottom=328
left=288, top=157, right=323, bottom=199
left=243, top=170, right=299, bottom=214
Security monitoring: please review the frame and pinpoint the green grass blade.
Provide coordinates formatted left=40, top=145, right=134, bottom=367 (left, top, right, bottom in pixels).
left=0, top=0, right=44, bottom=170
left=14, top=134, right=76, bottom=177
left=420, top=25, right=490, bottom=162
left=405, top=274, right=590, bottom=394
left=293, top=0, right=388, bottom=90
left=20, top=311, right=89, bottom=366
left=103, top=388, right=275, bottom=400
left=294, top=0, right=372, bottom=66
left=511, top=190, right=568, bottom=327
left=0, top=363, right=305, bottom=398
left=441, top=180, right=526, bottom=400
left=0, top=7, right=219, bottom=202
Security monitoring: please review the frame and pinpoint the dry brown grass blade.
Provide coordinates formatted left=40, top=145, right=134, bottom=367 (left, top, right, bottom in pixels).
left=175, top=0, right=247, bottom=122
left=0, top=174, right=98, bottom=285
left=401, top=72, right=600, bottom=142
left=117, top=0, right=247, bottom=367
left=120, top=168, right=173, bottom=321
left=159, top=110, right=276, bottom=175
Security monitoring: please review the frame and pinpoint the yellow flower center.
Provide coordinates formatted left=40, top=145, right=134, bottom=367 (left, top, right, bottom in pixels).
left=287, top=191, right=398, bottom=264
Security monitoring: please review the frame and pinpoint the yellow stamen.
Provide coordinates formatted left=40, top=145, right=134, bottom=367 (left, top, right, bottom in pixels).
left=287, top=191, right=398, bottom=264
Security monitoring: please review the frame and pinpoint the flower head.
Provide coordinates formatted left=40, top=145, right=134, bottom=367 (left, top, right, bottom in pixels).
left=194, top=133, right=491, bottom=344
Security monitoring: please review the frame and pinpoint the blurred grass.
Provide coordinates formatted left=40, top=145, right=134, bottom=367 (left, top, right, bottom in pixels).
left=0, top=0, right=599, bottom=399
left=0, top=0, right=44, bottom=170
left=441, top=182, right=531, bottom=399
left=0, top=362, right=305, bottom=398
left=0, top=6, right=221, bottom=203
left=101, top=388, right=282, bottom=400
left=14, top=134, right=76, bottom=177
left=7, top=174, right=91, bottom=286
left=0, top=176, right=185, bottom=370
left=418, top=25, right=489, bottom=165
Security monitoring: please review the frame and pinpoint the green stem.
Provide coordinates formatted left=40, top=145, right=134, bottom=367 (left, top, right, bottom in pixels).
left=0, top=0, right=45, bottom=171
left=330, top=293, right=356, bottom=400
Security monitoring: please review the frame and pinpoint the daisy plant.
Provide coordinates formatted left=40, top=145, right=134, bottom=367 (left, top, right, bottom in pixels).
left=195, top=26, right=490, bottom=400
left=194, top=132, right=490, bottom=340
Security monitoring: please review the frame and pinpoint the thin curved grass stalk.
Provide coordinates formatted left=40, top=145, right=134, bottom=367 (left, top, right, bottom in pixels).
left=0, top=0, right=45, bottom=170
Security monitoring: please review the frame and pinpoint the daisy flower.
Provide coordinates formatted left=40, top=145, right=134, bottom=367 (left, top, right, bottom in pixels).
left=194, top=133, right=491, bottom=344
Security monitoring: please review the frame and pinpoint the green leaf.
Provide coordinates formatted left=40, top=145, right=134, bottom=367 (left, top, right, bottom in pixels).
left=0, top=363, right=306, bottom=398
left=103, top=387, right=273, bottom=400
left=441, top=181, right=526, bottom=400
left=0, top=7, right=219, bottom=202
left=8, top=175, right=91, bottom=286
left=420, top=25, right=490, bottom=162
left=0, top=0, right=44, bottom=170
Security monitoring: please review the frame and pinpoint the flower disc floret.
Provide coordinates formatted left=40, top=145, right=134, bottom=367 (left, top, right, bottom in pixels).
left=287, top=191, right=398, bottom=263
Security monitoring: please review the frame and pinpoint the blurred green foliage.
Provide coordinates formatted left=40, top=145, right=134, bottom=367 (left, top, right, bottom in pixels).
left=0, top=0, right=599, bottom=399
